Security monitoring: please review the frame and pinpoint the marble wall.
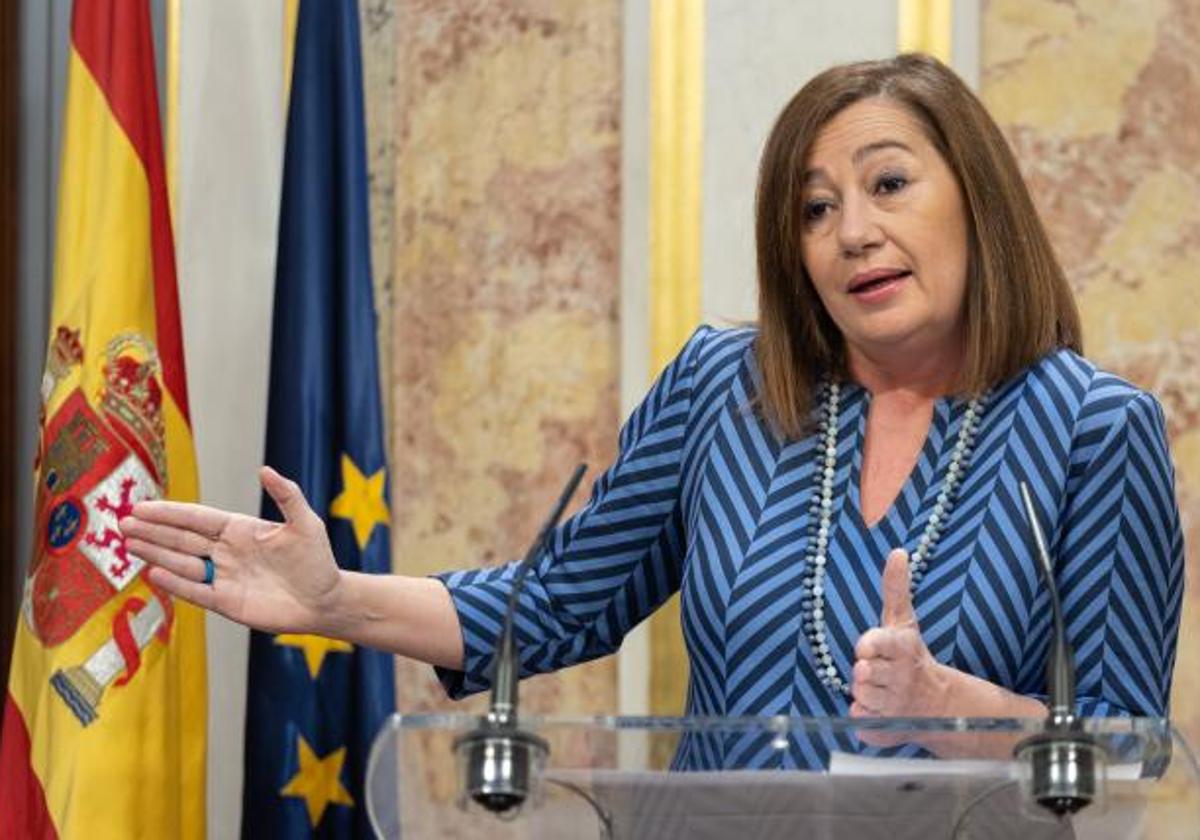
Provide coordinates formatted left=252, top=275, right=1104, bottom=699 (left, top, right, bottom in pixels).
left=981, top=0, right=1200, bottom=757
left=366, top=4, right=622, bottom=829
left=383, top=0, right=623, bottom=720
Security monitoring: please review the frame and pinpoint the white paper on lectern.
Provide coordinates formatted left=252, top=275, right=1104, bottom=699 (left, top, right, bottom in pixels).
left=828, top=751, right=1144, bottom=781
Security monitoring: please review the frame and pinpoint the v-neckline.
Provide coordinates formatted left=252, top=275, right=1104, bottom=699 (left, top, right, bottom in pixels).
left=844, top=387, right=954, bottom=535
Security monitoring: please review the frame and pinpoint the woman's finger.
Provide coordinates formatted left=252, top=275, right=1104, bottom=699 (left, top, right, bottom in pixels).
left=849, top=700, right=871, bottom=717
left=126, top=537, right=210, bottom=582
left=853, top=698, right=916, bottom=749
left=853, top=657, right=893, bottom=688
left=852, top=681, right=891, bottom=714
left=855, top=627, right=900, bottom=661
left=145, top=566, right=221, bottom=612
left=121, top=518, right=214, bottom=557
left=128, top=499, right=229, bottom=536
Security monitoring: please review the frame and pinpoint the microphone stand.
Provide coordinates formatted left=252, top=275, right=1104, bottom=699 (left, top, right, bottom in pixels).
left=455, top=464, right=588, bottom=815
left=1013, top=481, right=1105, bottom=816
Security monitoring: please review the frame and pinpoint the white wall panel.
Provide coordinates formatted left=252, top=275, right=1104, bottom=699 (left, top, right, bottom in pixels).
left=175, top=3, right=285, bottom=836
left=701, top=1, right=900, bottom=325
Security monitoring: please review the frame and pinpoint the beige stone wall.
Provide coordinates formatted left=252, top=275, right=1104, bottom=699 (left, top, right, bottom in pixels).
left=982, top=0, right=1200, bottom=757
left=383, top=1, right=623, bottom=723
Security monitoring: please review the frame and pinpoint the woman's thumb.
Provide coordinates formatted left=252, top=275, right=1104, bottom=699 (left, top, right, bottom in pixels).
left=260, top=465, right=311, bottom=526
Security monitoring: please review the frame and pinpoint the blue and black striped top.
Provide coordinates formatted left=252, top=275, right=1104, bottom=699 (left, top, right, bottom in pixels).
left=435, top=326, right=1184, bottom=769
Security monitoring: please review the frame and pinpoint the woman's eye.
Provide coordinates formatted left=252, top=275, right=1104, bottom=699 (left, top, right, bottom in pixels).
left=803, top=200, right=832, bottom=222
left=874, top=173, right=908, bottom=195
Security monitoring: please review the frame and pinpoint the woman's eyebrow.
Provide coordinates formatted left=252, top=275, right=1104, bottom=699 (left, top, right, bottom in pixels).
left=803, top=139, right=916, bottom=184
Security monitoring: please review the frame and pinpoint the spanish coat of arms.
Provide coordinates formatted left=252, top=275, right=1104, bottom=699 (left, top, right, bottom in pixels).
left=23, top=326, right=176, bottom=725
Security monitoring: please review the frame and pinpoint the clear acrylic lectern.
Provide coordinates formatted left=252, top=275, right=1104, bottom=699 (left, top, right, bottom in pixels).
left=365, top=714, right=1199, bottom=839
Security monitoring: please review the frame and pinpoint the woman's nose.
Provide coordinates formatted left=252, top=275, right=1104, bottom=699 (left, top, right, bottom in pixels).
left=837, top=194, right=883, bottom=256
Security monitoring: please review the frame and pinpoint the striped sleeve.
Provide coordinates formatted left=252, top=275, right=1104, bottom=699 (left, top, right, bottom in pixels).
left=431, top=326, right=712, bottom=698
left=1050, top=384, right=1185, bottom=717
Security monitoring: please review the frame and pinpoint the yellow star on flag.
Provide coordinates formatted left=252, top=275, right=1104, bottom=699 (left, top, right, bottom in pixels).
left=279, top=734, right=354, bottom=827
left=274, top=633, right=353, bottom=679
left=329, top=454, right=389, bottom=550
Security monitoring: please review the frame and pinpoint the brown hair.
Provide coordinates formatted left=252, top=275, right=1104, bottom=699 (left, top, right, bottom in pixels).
left=755, top=53, right=1081, bottom=440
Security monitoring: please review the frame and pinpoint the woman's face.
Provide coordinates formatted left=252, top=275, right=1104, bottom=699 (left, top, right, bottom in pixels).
left=799, top=98, right=969, bottom=368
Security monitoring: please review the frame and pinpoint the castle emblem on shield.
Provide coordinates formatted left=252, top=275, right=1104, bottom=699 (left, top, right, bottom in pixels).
left=23, top=327, right=176, bottom=725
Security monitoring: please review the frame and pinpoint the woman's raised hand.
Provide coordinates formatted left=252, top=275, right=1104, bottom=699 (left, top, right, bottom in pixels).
left=119, top=466, right=343, bottom=635
left=850, top=548, right=952, bottom=721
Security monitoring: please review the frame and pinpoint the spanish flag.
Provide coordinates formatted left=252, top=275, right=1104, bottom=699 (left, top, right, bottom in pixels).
left=0, top=1, right=205, bottom=838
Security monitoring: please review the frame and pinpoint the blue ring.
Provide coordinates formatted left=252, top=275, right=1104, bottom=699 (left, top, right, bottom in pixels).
left=201, top=556, right=216, bottom=586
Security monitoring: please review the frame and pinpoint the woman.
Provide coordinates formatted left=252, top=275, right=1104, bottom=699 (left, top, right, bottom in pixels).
left=120, top=54, right=1184, bottom=770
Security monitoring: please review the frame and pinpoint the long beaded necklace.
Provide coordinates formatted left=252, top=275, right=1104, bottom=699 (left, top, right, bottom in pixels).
left=801, top=382, right=985, bottom=696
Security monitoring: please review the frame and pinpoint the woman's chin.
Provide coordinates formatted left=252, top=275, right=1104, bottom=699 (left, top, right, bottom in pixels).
left=844, top=320, right=964, bottom=366
left=846, top=323, right=930, bottom=353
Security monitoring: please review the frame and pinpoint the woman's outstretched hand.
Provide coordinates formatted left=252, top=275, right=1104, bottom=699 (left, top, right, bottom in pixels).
left=119, top=466, right=342, bottom=636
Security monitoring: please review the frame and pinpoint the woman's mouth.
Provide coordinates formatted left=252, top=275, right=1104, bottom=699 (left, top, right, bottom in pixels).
left=848, top=270, right=911, bottom=301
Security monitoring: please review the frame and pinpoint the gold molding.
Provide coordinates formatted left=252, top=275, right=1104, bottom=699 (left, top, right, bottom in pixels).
left=898, top=0, right=953, bottom=61
left=649, top=0, right=703, bottom=373
left=647, top=0, right=703, bottom=735
left=284, top=0, right=299, bottom=107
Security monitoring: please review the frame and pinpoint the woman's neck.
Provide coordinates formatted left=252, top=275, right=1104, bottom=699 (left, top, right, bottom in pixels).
left=846, top=338, right=964, bottom=401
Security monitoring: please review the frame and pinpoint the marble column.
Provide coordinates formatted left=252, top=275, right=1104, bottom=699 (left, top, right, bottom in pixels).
left=385, top=0, right=622, bottom=721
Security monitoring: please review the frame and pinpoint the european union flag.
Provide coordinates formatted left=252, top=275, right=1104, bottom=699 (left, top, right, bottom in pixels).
left=242, top=1, right=395, bottom=836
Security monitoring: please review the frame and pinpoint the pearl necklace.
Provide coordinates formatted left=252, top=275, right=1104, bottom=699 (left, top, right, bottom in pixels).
left=802, top=382, right=985, bottom=696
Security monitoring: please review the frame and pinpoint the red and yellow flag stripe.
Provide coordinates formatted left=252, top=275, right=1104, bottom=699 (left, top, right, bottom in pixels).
left=0, top=1, right=204, bottom=838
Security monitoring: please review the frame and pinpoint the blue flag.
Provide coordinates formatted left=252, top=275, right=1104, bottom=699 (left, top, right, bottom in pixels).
left=242, top=1, right=395, bottom=836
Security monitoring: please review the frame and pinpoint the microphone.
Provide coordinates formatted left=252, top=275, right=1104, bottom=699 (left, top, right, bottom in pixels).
left=454, top=463, right=588, bottom=814
left=1014, top=481, right=1103, bottom=816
